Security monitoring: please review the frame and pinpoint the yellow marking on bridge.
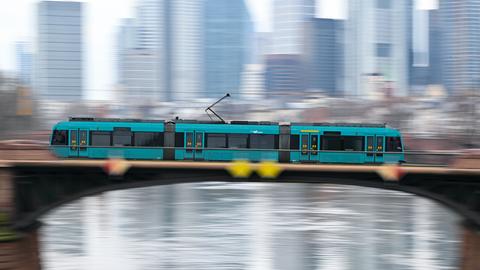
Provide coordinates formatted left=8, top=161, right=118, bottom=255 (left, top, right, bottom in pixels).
left=227, top=160, right=252, bottom=178
left=257, top=161, right=283, bottom=179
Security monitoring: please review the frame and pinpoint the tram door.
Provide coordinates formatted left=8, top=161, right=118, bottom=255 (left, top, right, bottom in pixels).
left=365, top=135, right=384, bottom=163
left=68, top=129, right=89, bottom=158
left=375, top=136, right=384, bottom=163
left=184, top=131, right=205, bottom=160
left=194, top=132, right=205, bottom=160
left=299, top=133, right=319, bottom=162
left=365, top=136, right=375, bottom=163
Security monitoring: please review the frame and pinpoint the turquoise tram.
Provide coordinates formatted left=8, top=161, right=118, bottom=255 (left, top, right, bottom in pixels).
left=50, top=118, right=404, bottom=164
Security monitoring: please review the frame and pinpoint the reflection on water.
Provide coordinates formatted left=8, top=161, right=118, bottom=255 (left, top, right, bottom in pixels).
left=40, top=183, right=461, bottom=270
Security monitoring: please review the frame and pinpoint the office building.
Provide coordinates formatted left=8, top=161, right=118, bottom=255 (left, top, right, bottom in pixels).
left=344, top=0, right=409, bottom=97
left=272, top=0, right=315, bottom=54
left=204, top=0, right=252, bottom=98
left=440, top=0, right=480, bottom=93
left=36, top=1, right=84, bottom=101
left=304, top=18, right=344, bottom=95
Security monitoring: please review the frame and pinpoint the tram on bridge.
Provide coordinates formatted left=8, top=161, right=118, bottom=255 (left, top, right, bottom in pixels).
left=49, top=117, right=404, bottom=164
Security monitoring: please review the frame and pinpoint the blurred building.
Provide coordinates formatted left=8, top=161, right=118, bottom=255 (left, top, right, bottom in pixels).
left=272, top=0, right=315, bottom=54
left=265, top=54, right=305, bottom=94
left=252, top=32, right=273, bottom=64
left=204, top=0, right=253, bottom=98
left=15, top=42, right=33, bottom=86
left=440, top=0, right=480, bottom=94
left=118, top=0, right=255, bottom=102
left=304, top=18, right=344, bottom=96
left=120, top=49, right=160, bottom=104
left=121, top=0, right=203, bottom=102
left=116, top=18, right=137, bottom=86
left=0, top=73, right=36, bottom=136
left=36, top=1, right=84, bottom=101
left=240, top=64, right=265, bottom=100
left=344, top=0, right=409, bottom=98
left=428, top=8, right=442, bottom=85
left=169, top=0, right=203, bottom=101
left=410, top=4, right=443, bottom=93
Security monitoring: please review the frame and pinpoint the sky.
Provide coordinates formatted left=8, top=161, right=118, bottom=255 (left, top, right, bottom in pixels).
left=0, top=0, right=434, bottom=100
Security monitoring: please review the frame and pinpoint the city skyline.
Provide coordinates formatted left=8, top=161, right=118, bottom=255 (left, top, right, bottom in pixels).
left=0, top=0, right=346, bottom=100
left=1, top=0, right=438, bottom=100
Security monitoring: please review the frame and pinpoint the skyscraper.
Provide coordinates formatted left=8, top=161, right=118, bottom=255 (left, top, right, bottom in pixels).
left=204, top=0, right=252, bottom=98
left=120, top=0, right=203, bottom=102
left=120, top=49, right=160, bottom=104
left=116, top=18, right=137, bottom=85
left=265, top=54, right=305, bottom=93
left=344, top=0, right=409, bottom=97
left=36, top=1, right=84, bottom=101
left=240, top=64, right=265, bottom=100
left=170, top=0, right=203, bottom=101
left=440, top=0, right=480, bottom=93
left=272, top=0, right=315, bottom=54
left=304, top=18, right=344, bottom=96
left=428, top=7, right=442, bottom=85
left=116, top=18, right=163, bottom=103
left=409, top=5, right=443, bottom=91
left=15, top=42, right=33, bottom=86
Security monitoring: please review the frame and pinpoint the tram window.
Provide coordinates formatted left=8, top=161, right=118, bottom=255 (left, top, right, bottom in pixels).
left=228, top=134, right=248, bottom=148
left=51, top=130, right=68, bottom=145
left=90, top=131, right=111, bottom=146
left=206, top=133, right=227, bottom=148
left=367, top=136, right=374, bottom=151
left=343, top=136, right=364, bottom=151
left=290, top=135, right=300, bottom=149
left=250, top=134, right=277, bottom=150
left=113, top=130, right=132, bottom=146
left=386, top=137, right=402, bottom=152
left=186, top=133, right=193, bottom=148
left=321, top=136, right=342, bottom=151
left=175, top=133, right=184, bottom=147
left=196, top=133, right=203, bottom=148
left=377, top=137, right=384, bottom=151
left=134, top=132, right=164, bottom=147
left=322, top=136, right=364, bottom=151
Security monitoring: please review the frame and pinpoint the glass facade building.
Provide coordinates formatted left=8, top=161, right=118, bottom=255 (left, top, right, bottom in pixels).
left=119, top=0, right=202, bottom=102
left=265, top=54, right=305, bottom=93
left=304, top=18, right=344, bottom=96
left=272, top=0, right=315, bottom=54
left=440, top=0, right=480, bottom=93
left=204, top=0, right=252, bottom=98
left=15, top=42, right=33, bottom=86
left=36, top=1, right=83, bottom=101
left=344, top=0, right=409, bottom=97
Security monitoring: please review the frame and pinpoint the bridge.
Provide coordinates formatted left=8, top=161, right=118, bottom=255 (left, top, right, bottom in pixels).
left=0, top=157, right=480, bottom=269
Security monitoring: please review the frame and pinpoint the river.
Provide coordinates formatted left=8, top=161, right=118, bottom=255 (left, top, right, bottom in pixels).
left=40, top=182, right=461, bottom=269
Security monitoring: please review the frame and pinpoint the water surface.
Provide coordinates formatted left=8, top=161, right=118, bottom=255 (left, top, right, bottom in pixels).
left=41, top=182, right=461, bottom=269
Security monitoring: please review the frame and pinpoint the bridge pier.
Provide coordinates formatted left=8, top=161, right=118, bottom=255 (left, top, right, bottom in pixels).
left=0, top=226, right=41, bottom=270
left=0, top=168, right=14, bottom=215
left=0, top=168, right=41, bottom=269
left=462, top=223, right=480, bottom=270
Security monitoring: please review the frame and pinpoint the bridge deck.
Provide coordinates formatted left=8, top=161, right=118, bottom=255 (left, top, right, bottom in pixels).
left=0, top=159, right=479, bottom=176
